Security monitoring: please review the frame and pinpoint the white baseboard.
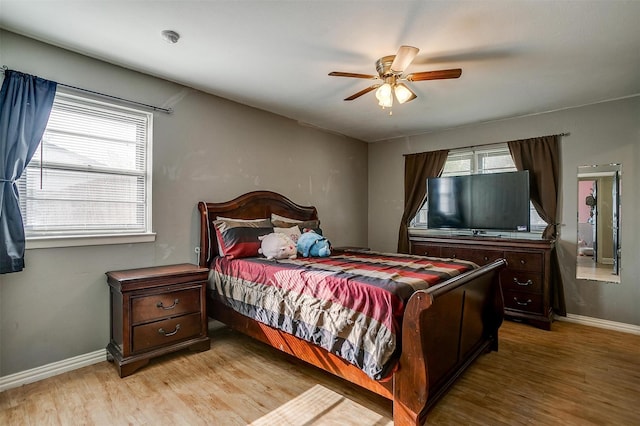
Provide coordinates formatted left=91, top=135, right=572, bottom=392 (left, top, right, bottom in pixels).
left=0, top=349, right=107, bottom=392
left=556, top=313, right=640, bottom=335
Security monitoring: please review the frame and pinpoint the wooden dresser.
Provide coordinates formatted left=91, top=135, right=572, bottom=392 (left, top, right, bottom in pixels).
left=106, top=263, right=211, bottom=377
left=410, top=236, right=554, bottom=330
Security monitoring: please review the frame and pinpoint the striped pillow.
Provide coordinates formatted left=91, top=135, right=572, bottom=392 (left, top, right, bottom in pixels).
left=213, top=218, right=273, bottom=258
left=270, top=213, right=321, bottom=234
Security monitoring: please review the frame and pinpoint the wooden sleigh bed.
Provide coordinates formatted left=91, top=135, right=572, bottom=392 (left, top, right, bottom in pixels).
left=198, top=191, right=506, bottom=425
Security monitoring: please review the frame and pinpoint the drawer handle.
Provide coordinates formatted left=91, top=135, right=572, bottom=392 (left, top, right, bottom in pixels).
left=513, top=278, right=533, bottom=287
left=158, top=324, right=181, bottom=337
left=519, top=259, right=526, bottom=265
left=157, top=299, right=179, bottom=310
left=513, top=297, right=532, bottom=306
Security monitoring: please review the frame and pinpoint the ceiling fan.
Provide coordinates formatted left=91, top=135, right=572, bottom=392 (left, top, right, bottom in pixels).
left=329, top=46, right=462, bottom=108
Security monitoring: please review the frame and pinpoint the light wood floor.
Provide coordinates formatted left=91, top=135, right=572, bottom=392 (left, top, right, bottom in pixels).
left=576, top=256, right=620, bottom=283
left=1, top=320, right=639, bottom=425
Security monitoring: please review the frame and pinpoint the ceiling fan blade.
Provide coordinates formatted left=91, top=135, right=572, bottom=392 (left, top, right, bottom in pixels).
left=329, top=71, right=377, bottom=79
left=406, top=68, right=462, bottom=81
left=391, top=45, right=419, bottom=73
left=344, top=85, right=380, bottom=101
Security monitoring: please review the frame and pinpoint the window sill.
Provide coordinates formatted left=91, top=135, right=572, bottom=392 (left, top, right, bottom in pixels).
left=26, top=233, right=157, bottom=249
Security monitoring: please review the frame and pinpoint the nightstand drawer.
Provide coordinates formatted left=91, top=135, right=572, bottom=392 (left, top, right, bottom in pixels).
left=500, top=270, right=543, bottom=293
left=504, top=252, right=542, bottom=272
left=132, top=312, right=202, bottom=353
left=131, top=287, right=201, bottom=324
left=504, top=290, right=543, bottom=314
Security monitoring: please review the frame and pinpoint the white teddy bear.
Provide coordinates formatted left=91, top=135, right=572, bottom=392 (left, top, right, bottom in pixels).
left=258, top=233, right=297, bottom=260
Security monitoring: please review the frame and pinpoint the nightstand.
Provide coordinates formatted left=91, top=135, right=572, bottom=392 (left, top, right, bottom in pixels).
left=106, top=263, right=211, bottom=377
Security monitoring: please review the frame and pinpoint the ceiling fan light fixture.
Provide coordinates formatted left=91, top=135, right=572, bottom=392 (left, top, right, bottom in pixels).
left=394, top=83, right=416, bottom=104
left=375, top=83, right=393, bottom=108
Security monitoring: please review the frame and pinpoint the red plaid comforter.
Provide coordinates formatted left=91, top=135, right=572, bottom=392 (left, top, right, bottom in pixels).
left=210, top=250, right=477, bottom=380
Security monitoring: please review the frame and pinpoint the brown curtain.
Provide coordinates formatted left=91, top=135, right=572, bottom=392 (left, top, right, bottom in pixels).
left=507, top=135, right=566, bottom=315
left=508, top=135, right=560, bottom=239
left=397, top=150, right=449, bottom=253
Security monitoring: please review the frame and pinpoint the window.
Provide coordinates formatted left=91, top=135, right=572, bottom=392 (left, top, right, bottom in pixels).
left=17, top=92, right=154, bottom=247
left=412, top=145, right=546, bottom=231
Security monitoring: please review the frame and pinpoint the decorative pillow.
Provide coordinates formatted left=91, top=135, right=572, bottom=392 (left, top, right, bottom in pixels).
left=274, top=226, right=302, bottom=244
left=216, top=216, right=271, bottom=228
left=271, top=213, right=303, bottom=224
left=270, top=213, right=321, bottom=233
left=213, top=219, right=273, bottom=258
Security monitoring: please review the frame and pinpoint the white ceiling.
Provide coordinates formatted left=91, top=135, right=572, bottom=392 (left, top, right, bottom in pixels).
left=1, top=1, right=639, bottom=142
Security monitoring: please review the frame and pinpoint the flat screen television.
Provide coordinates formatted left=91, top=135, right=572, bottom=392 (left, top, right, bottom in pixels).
left=427, top=170, right=531, bottom=232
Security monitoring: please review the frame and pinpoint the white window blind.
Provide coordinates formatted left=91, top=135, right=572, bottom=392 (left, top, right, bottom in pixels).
left=18, top=93, right=153, bottom=238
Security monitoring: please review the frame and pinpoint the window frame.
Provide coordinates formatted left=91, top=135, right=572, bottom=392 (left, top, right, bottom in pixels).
left=410, top=144, right=546, bottom=235
left=19, top=91, right=156, bottom=249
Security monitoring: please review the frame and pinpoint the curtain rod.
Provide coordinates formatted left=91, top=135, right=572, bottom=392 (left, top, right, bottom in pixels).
left=402, top=133, right=570, bottom=156
left=1, top=66, right=173, bottom=114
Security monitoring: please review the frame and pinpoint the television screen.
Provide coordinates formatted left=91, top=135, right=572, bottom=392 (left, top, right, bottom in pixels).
left=427, top=171, right=530, bottom=232
left=426, top=175, right=471, bottom=229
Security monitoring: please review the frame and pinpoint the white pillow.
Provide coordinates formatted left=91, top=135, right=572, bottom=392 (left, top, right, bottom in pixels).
left=274, top=226, right=302, bottom=243
left=217, top=216, right=270, bottom=224
left=271, top=213, right=303, bottom=224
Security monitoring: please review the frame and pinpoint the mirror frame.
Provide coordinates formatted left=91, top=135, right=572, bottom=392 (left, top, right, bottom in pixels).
left=576, top=164, right=621, bottom=283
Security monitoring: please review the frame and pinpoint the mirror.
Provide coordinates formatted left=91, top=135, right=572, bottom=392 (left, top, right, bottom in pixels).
left=576, top=164, right=621, bottom=283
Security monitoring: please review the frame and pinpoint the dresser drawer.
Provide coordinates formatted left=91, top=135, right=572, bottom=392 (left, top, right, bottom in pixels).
left=504, top=252, right=543, bottom=272
left=412, top=244, right=441, bottom=258
left=132, top=312, right=202, bottom=353
left=466, top=250, right=504, bottom=266
left=504, top=290, right=543, bottom=314
left=441, top=247, right=474, bottom=261
left=131, top=287, right=201, bottom=324
left=441, top=247, right=503, bottom=266
left=501, top=270, right=543, bottom=293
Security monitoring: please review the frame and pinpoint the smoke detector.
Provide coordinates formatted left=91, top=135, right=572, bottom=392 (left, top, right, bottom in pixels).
left=161, top=30, right=180, bottom=44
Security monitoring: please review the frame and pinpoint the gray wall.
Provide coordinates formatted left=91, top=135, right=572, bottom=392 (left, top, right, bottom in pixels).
left=1, top=28, right=637, bottom=379
left=369, top=96, right=640, bottom=326
left=0, top=31, right=368, bottom=376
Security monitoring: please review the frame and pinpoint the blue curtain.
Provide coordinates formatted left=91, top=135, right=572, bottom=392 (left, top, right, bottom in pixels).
left=0, top=70, right=57, bottom=274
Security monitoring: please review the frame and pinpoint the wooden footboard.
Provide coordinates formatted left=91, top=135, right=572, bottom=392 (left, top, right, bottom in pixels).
left=198, top=192, right=506, bottom=425
left=393, top=258, right=505, bottom=425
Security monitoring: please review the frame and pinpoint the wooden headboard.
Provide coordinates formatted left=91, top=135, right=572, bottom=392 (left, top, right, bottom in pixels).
left=197, top=191, right=318, bottom=267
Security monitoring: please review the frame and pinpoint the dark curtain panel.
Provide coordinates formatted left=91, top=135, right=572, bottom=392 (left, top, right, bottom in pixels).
left=508, top=136, right=560, bottom=240
left=397, top=150, right=449, bottom=253
left=0, top=70, right=57, bottom=274
left=507, top=135, right=566, bottom=315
